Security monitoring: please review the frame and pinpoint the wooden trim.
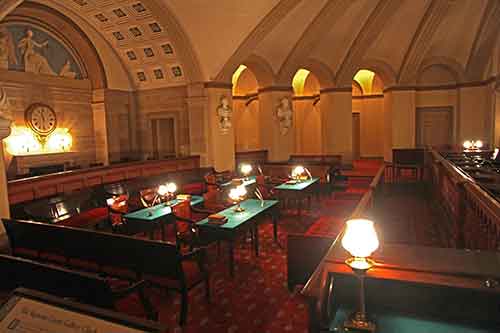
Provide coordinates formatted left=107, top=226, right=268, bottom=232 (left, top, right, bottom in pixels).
left=292, top=94, right=319, bottom=101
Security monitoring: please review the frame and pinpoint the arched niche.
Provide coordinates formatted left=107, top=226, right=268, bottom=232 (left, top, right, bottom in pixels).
left=232, top=65, right=260, bottom=151
left=292, top=68, right=321, bottom=154
left=417, top=64, right=458, bottom=86
left=352, top=69, right=385, bottom=158
left=3, top=2, right=107, bottom=89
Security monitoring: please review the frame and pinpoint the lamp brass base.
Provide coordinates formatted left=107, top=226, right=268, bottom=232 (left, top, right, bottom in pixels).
left=343, top=312, right=376, bottom=332
left=234, top=205, right=245, bottom=212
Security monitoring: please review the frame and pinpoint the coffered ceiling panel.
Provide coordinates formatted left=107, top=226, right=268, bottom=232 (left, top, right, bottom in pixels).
left=60, top=0, right=187, bottom=89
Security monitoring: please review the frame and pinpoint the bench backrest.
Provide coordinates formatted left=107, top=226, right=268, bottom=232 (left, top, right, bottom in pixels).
left=3, top=219, right=184, bottom=281
left=0, top=254, right=113, bottom=308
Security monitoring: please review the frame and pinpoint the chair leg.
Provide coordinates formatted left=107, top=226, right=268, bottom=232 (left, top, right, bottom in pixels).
left=179, top=289, right=188, bottom=326
left=205, top=276, right=211, bottom=303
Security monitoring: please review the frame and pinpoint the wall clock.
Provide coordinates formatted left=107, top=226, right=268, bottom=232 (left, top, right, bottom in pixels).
left=25, top=103, right=57, bottom=136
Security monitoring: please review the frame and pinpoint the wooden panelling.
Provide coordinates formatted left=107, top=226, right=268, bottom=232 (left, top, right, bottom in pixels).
left=8, top=156, right=200, bottom=205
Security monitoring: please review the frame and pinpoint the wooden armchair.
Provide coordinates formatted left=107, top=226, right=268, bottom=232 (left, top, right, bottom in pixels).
left=171, top=199, right=213, bottom=250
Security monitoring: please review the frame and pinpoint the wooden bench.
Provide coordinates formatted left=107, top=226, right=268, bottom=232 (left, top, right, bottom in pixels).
left=3, top=218, right=210, bottom=325
left=0, top=254, right=156, bottom=320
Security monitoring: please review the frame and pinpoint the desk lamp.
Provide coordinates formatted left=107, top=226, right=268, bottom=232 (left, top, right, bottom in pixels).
left=341, top=218, right=379, bottom=332
left=240, top=163, right=253, bottom=180
left=229, top=185, right=247, bottom=212
left=158, top=182, right=177, bottom=205
left=291, top=165, right=305, bottom=182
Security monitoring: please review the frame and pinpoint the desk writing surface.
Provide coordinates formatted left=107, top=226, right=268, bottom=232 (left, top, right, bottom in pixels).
left=330, top=307, right=496, bottom=333
left=274, top=177, right=319, bottom=191
left=325, top=244, right=500, bottom=279
left=221, top=176, right=256, bottom=187
left=197, top=199, right=278, bottom=230
left=124, top=195, right=204, bottom=221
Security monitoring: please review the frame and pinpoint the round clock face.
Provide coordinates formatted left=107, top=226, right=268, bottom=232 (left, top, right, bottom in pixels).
left=25, top=104, right=57, bottom=135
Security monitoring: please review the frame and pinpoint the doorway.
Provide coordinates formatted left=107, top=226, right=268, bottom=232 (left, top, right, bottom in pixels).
left=352, top=113, right=360, bottom=160
left=151, top=118, right=176, bottom=159
left=416, top=107, right=453, bottom=148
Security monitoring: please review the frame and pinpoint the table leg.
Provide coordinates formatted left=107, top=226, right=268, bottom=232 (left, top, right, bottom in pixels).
left=149, top=229, right=154, bottom=240
left=229, top=239, right=234, bottom=277
left=254, top=224, right=259, bottom=257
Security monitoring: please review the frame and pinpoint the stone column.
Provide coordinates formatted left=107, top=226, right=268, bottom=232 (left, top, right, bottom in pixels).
left=383, top=89, right=416, bottom=162
left=0, top=87, right=12, bottom=252
left=319, top=87, right=353, bottom=164
left=258, top=87, right=295, bottom=162
left=91, top=89, right=109, bottom=166
left=186, top=83, right=235, bottom=171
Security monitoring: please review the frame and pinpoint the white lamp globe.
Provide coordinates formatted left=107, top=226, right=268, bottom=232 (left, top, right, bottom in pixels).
left=341, top=219, right=379, bottom=258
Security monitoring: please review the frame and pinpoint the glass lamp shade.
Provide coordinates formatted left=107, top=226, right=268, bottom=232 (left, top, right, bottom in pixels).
left=341, top=219, right=379, bottom=259
left=240, top=164, right=252, bottom=176
left=157, top=185, right=168, bottom=196
left=292, top=166, right=305, bottom=178
left=463, top=140, right=473, bottom=149
left=166, top=182, right=177, bottom=194
left=474, top=140, right=483, bottom=149
left=229, top=185, right=247, bottom=201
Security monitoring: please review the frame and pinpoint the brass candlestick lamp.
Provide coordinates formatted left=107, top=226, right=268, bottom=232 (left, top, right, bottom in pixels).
left=157, top=182, right=177, bottom=206
left=291, top=165, right=305, bottom=182
left=240, top=163, right=252, bottom=180
left=229, top=185, right=247, bottom=212
left=341, top=218, right=379, bottom=332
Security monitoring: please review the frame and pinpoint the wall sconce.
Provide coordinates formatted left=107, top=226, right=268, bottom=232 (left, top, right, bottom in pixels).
left=341, top=218, right=379, bottom=332
left=229, top=185, right=247, bottom=212
left=5, top=125, right=73, bottom=155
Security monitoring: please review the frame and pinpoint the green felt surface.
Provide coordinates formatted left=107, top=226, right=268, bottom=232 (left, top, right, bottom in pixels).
left=221, top=176, right=257, bottom=187
left=330, top=308, right=496, bottom=333
left=197, top=199, right=278, bottom=230
left=124, top=195, right=204, bottom=221
left=274, top=177, right=319, bottom=191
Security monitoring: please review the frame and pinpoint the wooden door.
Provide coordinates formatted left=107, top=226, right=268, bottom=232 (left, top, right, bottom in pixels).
left=352, top=113, right=360, bottom=160
left=416, top=108, right=452, bottom=148
left=152, top=118, right=176, bottom=158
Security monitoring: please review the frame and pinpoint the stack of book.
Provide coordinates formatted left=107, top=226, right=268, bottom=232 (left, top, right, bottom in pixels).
left=207, top=213, right=228, bottom=225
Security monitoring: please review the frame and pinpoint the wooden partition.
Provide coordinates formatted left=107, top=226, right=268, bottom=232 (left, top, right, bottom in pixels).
left=8, top=156, right=200, bottom=205
left=235, top=150, right=268, bottom=167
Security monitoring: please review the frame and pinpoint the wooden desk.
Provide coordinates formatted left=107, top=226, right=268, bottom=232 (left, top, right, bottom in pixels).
left=197, top=199, right=279, bottom=277
left=274, top=178, right=319, bottom=216
left=302, top=244, right=500, bottom=332
left=123, top=195, right=203, bottom=239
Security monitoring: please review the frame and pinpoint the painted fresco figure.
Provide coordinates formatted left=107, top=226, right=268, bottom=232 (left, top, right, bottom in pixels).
left=18, top=30, right=56, bottom=76
left=217, top=96, right=232, bottom=134
left=59, top=60, right=77, bottom=79
left=276, top=97, right=293, bottom=135
left=0, top=28, right=17, bottom=70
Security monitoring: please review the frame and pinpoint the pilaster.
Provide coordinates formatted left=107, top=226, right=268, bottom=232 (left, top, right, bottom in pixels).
left=319, top=88, right=353, bottom=164
left=258, top=87, right=295, bottom=162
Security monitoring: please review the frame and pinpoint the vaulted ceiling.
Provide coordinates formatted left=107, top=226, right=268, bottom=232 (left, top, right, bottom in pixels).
left=3, top=0, right=500, bottom=90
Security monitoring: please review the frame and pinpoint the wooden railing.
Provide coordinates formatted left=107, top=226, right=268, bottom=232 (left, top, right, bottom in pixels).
left=235, top=150, right=268, bottom=167
left=349, top=164, right=385, bottom=219
left=8, top=156, right=200, bottom=205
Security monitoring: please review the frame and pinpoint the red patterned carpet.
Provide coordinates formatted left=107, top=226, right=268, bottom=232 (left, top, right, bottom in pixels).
left=117, top=160, right=393, bottom=332
left=116, top=192, right=365, bottom=332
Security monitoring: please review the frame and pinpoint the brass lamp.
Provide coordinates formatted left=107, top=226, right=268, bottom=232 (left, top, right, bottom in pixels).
left=341, top=218, right=379, bottom=332
left=157, top=182, right=177, bottom=205
left=291, top=165, right=306, bottom=182
left=240, top=163, right=253, bottom=180
left=229, top=185, right=247, bottom=212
